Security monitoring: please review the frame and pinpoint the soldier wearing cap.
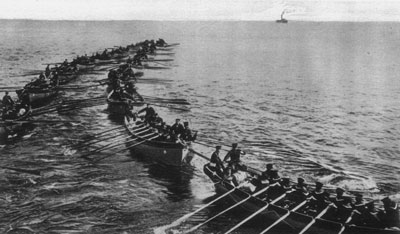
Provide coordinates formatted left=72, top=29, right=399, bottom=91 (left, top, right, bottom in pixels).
left=267, top=176, right=290, bottom=201
left=327, top=187, right=354, bottom=222
left=379, top=197, right=400, bottom=228
left=257, top=164, right=276, bottom=185
left=307, top=182, right=330, bottom=213
left=138, top=104, right=156, bottom=123
left=170, top=118, right=185, bottom=137
left=349, top=194, right=369, bottom=226
left=210, top=145, right=224, bottom=177
left=363, top=201, right=384, bottom=228
left=182, top=121, right=197, bottom=141
left=286, top=178, right=309, bottom=204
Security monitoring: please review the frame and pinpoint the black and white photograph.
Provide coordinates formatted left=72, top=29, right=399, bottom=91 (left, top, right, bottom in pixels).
left=0, top=0, right=399, bottom=233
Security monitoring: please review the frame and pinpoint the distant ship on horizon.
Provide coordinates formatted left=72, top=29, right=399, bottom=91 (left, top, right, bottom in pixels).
left=276, top=11, right=288, bottom=23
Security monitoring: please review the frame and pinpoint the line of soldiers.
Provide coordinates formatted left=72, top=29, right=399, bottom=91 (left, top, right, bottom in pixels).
left=136, top=105, right=196, bottom=142
left=206, top=147, right=400, bottom=230
left=106, top=64, right=143, bottom=103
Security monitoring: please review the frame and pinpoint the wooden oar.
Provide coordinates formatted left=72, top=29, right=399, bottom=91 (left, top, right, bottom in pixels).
left=82, top=125, right=127, bottom=139
left=73, top=132, right=128, bottom=150
left=185, top=185, right=272, bottom=233
left=298, top=204, right=332, bottom=234
left=80, top=134, right=136, bottom=157
left=166, top=187, right=237, bottom=231
left=0, top=166, right=42, bottom=176
left=93, top=134, right=160, bottom=162
left=259, top=199, right=308, bottom=234
left=223, top=193, right=287, bottom=234
left=147, top=103, right=189, bottom=111
left=80, top=131, right=156, bottom=159
left=164, top=43, right=180, bottom=47
left=142, top=95, right=188, bottom=102
left=0, top=119, right=79, bottom=124
left=337, top=212, right=356, bottom=234
left=74, top=126, right=147, bottom=149
left=0, top=86, right=24, bottom=90
left=56, top=84, right=103, bottom=90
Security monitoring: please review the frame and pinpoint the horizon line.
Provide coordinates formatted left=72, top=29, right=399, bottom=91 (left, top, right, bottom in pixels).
left=1, top=18, right=400, bottom=23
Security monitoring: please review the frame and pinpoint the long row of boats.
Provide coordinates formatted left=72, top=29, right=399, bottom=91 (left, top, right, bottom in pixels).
left=1, top=38, right=398, bottom=234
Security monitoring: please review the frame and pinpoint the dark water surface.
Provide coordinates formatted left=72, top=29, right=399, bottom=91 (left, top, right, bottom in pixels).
left=0, top=20, right=399, bottom=233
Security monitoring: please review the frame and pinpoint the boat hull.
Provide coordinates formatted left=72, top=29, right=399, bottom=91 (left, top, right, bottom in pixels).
left=124, top=116, right=193, bottom=166
left=76, top=63, right=95, bottom=71
left=28, top=89, right=58, bottom=107
left=206, top=166, right=400, bottom=234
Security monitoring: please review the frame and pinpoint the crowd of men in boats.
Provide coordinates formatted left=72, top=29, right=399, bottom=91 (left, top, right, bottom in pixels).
left=1, top=38, right=168, bottom=121
left=132, top=104, right=197, bottom=142
left=205, top=143, right=400, bottom=230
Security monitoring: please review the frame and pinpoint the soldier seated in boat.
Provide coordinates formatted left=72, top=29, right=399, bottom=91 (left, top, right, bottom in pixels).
left=149, top=113, right=163, bottom=127
left=363, top=201, right=384, bottom=228
left=348, top=193, right=369, bottom=226
left=262, top=175, right=286, bottom=201
left=2, top=92, right=15, bottom=111
left=181, top=122, right=197, bottom=141
left=170, top=118, right=185, bottom=136
left=50, top=71, right=59, bottom=86
left=325, top=187, right=353, bottom=222
left=287, top=178, right=309, bottom=202
left=379, top=197, right=400, bottom=229
left=124, top=81, right=137, bottom=95
left=62, top=59, right=69, bottom=67
left=45, top=65, right=51, bottom=77
left=255, top=164, right=275, bottom=187
left=305, top=181, right=330, bottom=214
left=138, top=104, right=156, bottom=123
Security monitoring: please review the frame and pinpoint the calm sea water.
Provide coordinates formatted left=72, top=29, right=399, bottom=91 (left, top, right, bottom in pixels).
left=0, top=20, right=399, bottom=234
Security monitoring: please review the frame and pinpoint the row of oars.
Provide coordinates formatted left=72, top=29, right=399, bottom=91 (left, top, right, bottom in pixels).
left=159, top=164, right=287, bottom=234
left=70, top=124, right=160, bottom=162
left=163, top=156, right=341, bottom=234
left=32, top=96, right=106, bottom=116
left=183, top=143, right=381, bottom=234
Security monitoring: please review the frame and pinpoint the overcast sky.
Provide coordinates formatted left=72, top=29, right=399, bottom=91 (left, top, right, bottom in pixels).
left=0, top=0, right=399, bottom=21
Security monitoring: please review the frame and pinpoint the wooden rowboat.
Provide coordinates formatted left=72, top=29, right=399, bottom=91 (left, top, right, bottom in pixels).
left=106, top=90, right=144, bottom=115
left=76, top=63, right=96, bottom=71
left=124, top=115, right=193, bottom=166
left=203, top=164, right=400, bottom=234
left=0, top=106, right=32, bottom=144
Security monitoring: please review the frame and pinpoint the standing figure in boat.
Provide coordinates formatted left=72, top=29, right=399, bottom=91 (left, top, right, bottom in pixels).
left=210, top=145, right=224, bottom=176
left=223, top=143, right=246, bottom=169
